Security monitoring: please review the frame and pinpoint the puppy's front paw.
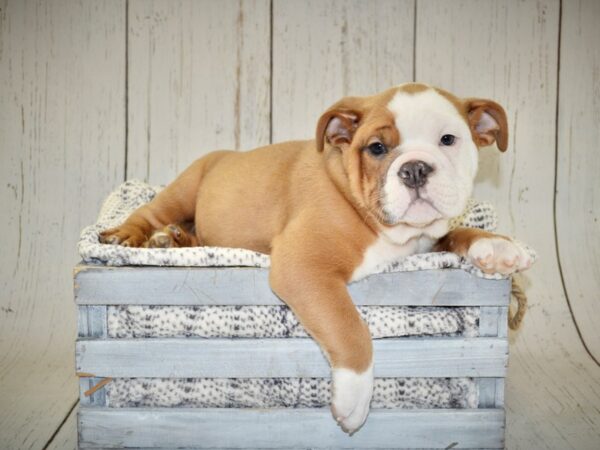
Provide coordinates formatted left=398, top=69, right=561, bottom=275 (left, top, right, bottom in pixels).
left=331, top=364, right=373, bottom=435
left=468, top=237, right=532, bottom=275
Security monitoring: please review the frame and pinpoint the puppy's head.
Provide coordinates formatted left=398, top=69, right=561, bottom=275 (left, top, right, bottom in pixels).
left=316, top=83, right=508, bottom=229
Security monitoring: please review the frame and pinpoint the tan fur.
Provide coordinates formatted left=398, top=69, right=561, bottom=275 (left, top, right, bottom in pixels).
left=435, top=227, right=510, bottom=255
left=99, top=83, right=510, bottom=375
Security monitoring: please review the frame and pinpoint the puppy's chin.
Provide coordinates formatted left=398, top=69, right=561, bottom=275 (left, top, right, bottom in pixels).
left=380, top=193, right=467, bottom=228
left=399, top=199, right=443, bottom=227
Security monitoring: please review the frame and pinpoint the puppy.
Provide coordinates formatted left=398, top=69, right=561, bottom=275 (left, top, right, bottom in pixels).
left=100, top=83, right=531, bottom=434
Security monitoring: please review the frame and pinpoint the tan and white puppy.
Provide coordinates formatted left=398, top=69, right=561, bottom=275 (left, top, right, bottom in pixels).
left=100, top=83, right=531, bottom=434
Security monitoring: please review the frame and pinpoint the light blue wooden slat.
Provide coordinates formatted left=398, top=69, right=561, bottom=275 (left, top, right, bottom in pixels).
left=495, top=378, right=505, bottom=408
left=77, top=448, right=500, bottom=450
left=479, top=307, right=500, bottom=337
left=78, top=306, right=89, bottom=337
left=78, top=305, right=107, bottom=338
left=497, top=306, right=508, bottom=338
left=78, top=448, right=501, bottom=450
left=74, top=265, right=511, bottom=307
left=477, top=307, right=504, bottom=408
left=478, top=379, right=496, bottom=408
left=76, top=337, right=508, bottom=378
left=78, top=407, right=505, bottom=449
left=79, top=378, right=107, bottom=407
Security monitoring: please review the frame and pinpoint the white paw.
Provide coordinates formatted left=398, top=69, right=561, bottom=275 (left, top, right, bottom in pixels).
left=468, top=237, right=532, bottom=275
left=331, top=363, right=373, bottom=435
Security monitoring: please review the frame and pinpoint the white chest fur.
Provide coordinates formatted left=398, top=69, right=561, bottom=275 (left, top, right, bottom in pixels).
left=350, top=234, right=434, bottom=282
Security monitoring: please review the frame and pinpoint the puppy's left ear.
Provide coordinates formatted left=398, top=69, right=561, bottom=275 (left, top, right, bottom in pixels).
left=316, top=97, right=364, bottom=152
left=465, top=99, right=509, bottom=152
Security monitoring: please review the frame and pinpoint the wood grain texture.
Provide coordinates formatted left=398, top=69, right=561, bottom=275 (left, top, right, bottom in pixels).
left=126, top=0, right=271, bottom=185
left=556, top=0, right=600, bottom=362
left=46, top=405, right=78, bottom=450
left=271, top=0, right=414, bottom=143
left=416, top=1, right=600, bottom=448
left=76, top=337, right=508, bottom=378
left=0, top=0, right=125, bottom=448
left=74, top=265, right=510, bottom=306
left=78, top=407, right=505, bottom=449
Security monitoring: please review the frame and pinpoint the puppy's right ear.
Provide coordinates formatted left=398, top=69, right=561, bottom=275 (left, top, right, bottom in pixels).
left=316, top=97, right=363, bottom=152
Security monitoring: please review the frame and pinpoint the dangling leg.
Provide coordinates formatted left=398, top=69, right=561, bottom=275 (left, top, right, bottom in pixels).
left=270, top=230, right=373, bottom=435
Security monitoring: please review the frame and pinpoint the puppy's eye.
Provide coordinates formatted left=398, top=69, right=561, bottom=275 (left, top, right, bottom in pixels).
left=440, top=134, right=456, bottom=146
left=366, top=142, right=388, bottom=156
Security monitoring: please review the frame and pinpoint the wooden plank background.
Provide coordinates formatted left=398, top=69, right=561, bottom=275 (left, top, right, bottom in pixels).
left=1, top=0, right=598, bottom=449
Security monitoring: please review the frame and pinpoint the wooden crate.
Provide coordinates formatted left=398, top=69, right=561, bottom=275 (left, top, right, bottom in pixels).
left=74, top=264, right=510, bottom=449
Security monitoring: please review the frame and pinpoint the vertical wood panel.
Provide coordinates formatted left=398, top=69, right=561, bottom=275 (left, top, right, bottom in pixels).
left=127, top=0, right=271, bottom=185
left=0, top=0, right=125, bottom=448
left=556, top=0, right=600, bottom=362
left=271, top=0, right=414, bottom=143
left=416, top=1, right=600, bottom=448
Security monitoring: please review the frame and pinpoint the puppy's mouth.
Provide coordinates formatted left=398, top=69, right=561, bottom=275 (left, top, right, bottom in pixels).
left=400, top=191, right=443, bottom=226
left=378, top=188, right=443, bottom=227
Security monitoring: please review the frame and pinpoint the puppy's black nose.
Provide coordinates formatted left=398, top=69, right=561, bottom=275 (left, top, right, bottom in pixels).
left=398, top=160, right=434, bottom=188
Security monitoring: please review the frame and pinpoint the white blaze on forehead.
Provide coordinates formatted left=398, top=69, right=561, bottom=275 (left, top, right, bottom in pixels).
left=387, top=88, right=469, bottom=141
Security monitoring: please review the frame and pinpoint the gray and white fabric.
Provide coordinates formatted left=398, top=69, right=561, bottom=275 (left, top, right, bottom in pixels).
left=106, top=377, right=478, bottom=409
left=107, top=305, right=479, bottom=339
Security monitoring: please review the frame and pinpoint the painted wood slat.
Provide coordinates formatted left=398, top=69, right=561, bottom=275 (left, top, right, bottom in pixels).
left=478, top=307, right=501, bottom=408
left=78, top=407, right=505, bottom=449
left=478, top=379, right=497, bottom=408
left=80, top=378, right=107, bottom=408
left=479, top=306, right=500, bottom=337
left=74, top=265, right=511, bottom=306
left=271, top=0, right=414, bottom=143
left=127, top=0, right=271, bottom=185
left=556, top=0, right=600, bottom=362
left=78, top=306, right=108, bottom=339
left=76, top=337, right=507, bottom=378
left=497, top=306, right=508, bottom=339
left=77, top=447, right=501, bottom=450
left=495, top=378, right=505, bottom=408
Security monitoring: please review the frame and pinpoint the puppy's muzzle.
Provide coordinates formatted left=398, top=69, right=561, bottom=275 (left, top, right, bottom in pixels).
left=398, top=160, right=434, bottom=189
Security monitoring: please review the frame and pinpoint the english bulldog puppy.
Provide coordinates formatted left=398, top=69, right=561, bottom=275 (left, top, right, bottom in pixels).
left=100, top=83, right=531, bottom=434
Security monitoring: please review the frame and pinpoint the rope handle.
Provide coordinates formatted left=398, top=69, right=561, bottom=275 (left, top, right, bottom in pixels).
left=509, top=276, right=527, bottom=330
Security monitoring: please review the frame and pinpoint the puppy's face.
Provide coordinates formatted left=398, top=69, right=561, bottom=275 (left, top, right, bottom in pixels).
left=316, top=83, right=508, bottom=229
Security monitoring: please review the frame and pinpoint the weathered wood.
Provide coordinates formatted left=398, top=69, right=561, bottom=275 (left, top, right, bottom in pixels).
left=0, top=1, right=125, bottom=448
left=416, top=1, right=600, bottom=448
left=47, top=404, right=78, bottom=450
left=271, top=0, right=414, bottom=142
left=556, top=0, right=600, bottom=362
left=127, top=0, right=271, bottom=185
left=497, top=306, right=508, bottom=339
left=479, top=307, right=500, bottom=337
left=76, top=337, right=507, bottom=378
left=74, top=264, right=511, bottom=306
left=78, top=407, right=505, bottom=449
left=495, top=379, right=505, bottom=409
left=79, top=378, right=107, bottom=408
left=78, top=306, right=107, bottom=339
left=478, top=379, right=496, bottom=408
